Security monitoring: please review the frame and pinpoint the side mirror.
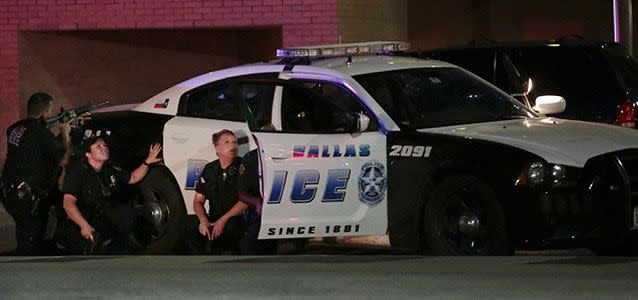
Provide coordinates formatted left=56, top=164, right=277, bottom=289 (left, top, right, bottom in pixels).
left=532, top=95, right=566, bottom=115
left=355, top=112, right=370, bottom=132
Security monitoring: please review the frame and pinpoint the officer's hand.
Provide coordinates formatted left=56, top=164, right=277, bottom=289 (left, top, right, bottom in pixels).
left=145, top=143, right=163, bottom=165
left=198, top=221, right=213, bottom=240
left=78, top=112, right=92, bottom=126
left=211, top=218, right=227, bottom=239
left=59, top=121, right=72, bottom=135
left=80, top=224, right=95, bottom=243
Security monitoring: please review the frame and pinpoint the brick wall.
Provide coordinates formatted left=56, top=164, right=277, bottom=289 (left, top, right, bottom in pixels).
left=0, top=0, right=339, bottom=165
left=408, top=0, right=613, bottom=51
left=338, top=0, right=407, bottom=43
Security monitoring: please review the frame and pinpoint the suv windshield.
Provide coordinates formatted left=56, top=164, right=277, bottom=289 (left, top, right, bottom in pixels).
left=354, top=68, right=535, bottom=128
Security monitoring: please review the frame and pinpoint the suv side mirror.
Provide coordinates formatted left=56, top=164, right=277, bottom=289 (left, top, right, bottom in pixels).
left=355, top=112, right=370, bottom=132
left=510, top=78, right=534, bottom=98
left=533, top=95, right=566, bottom=115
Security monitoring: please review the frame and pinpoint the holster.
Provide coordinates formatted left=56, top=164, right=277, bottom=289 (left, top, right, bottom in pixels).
left=86, top=231, right=102, bottom=254
left=14, top=182, right=42, bottom=215
left=43, top=205, right=59, bottom=241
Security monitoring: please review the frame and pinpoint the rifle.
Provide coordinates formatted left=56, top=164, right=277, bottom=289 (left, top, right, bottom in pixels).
left=44, top=100, right=110, bottom=126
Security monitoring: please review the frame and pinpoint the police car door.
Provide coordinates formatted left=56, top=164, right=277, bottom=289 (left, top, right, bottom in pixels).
left=240, top=74, right=388, bottom=239
left=163, top=79, right=259, bottom=214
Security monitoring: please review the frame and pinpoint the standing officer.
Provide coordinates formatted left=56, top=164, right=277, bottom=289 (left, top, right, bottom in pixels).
left=60, top=136, right=162, bottom=254
left=180, top=129, right=247, bottom=254
left=1, top=92, right=72, bottom=255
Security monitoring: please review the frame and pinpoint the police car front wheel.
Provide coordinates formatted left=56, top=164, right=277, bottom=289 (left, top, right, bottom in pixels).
left=424, top=175, right=513, bottom=256
left=137, top=165, right=187, bottom=254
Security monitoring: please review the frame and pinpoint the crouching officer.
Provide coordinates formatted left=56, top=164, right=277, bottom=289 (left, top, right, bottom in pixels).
left=59, top=136, right=162, bottom=254
left=1, top=92, right=72, bottom=255
left=180, top=129, right=247, bottom=254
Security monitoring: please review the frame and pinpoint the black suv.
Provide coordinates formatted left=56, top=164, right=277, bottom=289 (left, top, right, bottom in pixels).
left=404, top=38, right=638, bottom=127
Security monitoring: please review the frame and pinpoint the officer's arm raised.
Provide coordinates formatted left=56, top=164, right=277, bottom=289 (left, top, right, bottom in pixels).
left=62, top=193, right=95, bottom=242
left=129, top=143, right=162, bottom=184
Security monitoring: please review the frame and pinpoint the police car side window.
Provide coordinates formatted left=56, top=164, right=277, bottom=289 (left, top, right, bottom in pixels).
left=179, top=81, right=243, bottom=121
left=280, top=82, right=376, bottom=133
left=178, top=73, right=279, bottom=122
left=234, top=83, right=276, bottom=127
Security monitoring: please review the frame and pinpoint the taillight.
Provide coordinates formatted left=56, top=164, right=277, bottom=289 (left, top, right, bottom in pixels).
left=615, top=100, right=636, bottom=128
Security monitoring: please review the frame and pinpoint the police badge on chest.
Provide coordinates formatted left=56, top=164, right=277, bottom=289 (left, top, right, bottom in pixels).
left=222, top=165, right=237, bottom=181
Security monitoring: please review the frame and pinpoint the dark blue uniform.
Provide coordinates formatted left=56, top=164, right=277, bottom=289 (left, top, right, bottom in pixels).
left=180, top=157, right=244, bottom=254
left=2, top=118, right=66, bottom=255
left=59, top=160, right=137, bottom=254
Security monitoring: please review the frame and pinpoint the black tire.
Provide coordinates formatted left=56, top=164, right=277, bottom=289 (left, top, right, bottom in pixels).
left=136, top=165, right=186, bottom=254
left=424, top=175, right=513, bottom=256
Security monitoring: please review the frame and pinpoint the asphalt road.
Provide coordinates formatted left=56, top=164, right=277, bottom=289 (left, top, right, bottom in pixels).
left=1, top=253, right=637, bottom=299
left=1, top=208, right=636, bottom=299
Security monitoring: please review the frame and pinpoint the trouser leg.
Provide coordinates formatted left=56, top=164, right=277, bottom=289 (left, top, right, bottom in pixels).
left=58, top=221, right=91, bottom=255
left=180, top=215, right=207, bottom=254
left=239, top=219, right=275, bottom=255
left=212, top=216, right=243, bottom=254
left=104, top=202, right=137, bottom=254
left=4, top=189, right=45, bottom=256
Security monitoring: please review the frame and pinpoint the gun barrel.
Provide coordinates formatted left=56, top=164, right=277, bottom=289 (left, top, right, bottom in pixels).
left=44, top=100, right=111, bottom=125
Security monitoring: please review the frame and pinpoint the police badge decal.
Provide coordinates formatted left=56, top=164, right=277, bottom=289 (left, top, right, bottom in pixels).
left=358, top=160, right=387, bottom=207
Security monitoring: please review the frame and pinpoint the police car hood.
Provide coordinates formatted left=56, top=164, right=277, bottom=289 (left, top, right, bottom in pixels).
left=418, top=117, right=638, bottom=167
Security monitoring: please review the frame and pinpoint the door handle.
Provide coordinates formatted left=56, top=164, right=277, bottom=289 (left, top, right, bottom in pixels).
left=269, top=152, right=291, bottom=160
left=171, top=133, right=189, bottom=143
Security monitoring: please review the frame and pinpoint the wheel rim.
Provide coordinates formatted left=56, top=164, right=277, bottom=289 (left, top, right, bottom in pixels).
left=142, top=191, right=171, bottom=239
left=439, top=191, right=492, bottom=254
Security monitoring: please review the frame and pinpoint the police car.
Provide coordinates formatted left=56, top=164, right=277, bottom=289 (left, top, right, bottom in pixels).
left=83, top=41, right=638, bottom=255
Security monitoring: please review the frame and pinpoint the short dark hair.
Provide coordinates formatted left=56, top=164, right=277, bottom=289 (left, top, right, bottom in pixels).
left=212, top=129, right=235, bottom=145
left=27, top=92, right=53, bottom=117
left=80, top=136, right=104, bottom=155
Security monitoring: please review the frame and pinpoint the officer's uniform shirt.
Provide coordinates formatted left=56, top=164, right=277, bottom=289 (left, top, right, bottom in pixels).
left=62, top=160, right=131, bottom=222
left=195, top=157, right=241, bottom=220
left=2, top=118, right=65, bottom=191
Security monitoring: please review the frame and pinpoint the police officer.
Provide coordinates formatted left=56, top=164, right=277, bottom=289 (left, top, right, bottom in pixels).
left=237, top=148, right=276, bottom=254
left=1, top=92, right=72, bottom=255
left=60, top=136, right=162, bottom=254
left=180, top=129, right=247, bottom=254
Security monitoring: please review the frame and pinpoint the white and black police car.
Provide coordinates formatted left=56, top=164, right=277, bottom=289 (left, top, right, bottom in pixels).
left=82, top=41, right=638, bottom=255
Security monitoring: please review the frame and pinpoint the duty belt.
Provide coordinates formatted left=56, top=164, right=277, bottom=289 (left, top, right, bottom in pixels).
left=6, top=181, right=42, bottom=215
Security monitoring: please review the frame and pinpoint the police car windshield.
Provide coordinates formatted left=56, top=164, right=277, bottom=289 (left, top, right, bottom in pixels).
left=354, top=67, right=536, bottom=129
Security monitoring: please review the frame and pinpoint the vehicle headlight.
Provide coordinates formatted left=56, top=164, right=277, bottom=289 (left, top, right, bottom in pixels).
left=528, top=161, right=546, bottom=185
left=551, top=165, right=566, bottom=181
left=515, top=162, right=569, bottom=187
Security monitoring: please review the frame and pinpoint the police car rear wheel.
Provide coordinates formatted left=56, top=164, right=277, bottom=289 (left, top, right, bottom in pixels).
left=424, top=175, right=512, bottom=256
left=137, top=165, right=186, bottom=254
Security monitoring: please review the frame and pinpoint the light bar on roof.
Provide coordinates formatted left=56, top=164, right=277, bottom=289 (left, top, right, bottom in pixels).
left=276, top=41, right=410, bottom=58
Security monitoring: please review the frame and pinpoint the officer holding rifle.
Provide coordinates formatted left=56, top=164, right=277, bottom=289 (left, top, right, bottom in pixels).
left=1, top=92, right=73, bottom=255
left=1, top=92, right=107, bottom=255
